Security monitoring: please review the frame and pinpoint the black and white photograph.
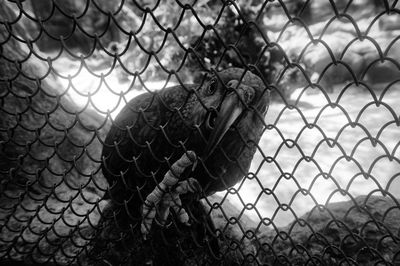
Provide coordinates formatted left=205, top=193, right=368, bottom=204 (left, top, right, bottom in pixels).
left=1, top=0, right=400, bottom=265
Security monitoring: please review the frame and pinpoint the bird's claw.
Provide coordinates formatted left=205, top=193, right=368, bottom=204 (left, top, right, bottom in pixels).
left=141, top=151, right=200, bottom=239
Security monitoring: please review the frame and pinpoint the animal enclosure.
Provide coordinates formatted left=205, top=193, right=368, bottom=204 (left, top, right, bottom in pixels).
left=1, top=0, right=400, bottom=265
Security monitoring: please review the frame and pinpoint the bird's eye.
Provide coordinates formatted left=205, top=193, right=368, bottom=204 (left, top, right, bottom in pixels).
left=207, top=78, right=218, bottom=95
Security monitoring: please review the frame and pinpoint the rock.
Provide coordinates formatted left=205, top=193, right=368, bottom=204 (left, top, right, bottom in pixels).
left=362, top=37, right=400, bottom=84
left=302, top=0, right=379, bottom=24
left=272, top=1, right=400, bottom=95
left=204, top=194, right=400, bottom=265
left=254, top=195, right=400, bottom=265
left=379, top=14, right=400, bottom=31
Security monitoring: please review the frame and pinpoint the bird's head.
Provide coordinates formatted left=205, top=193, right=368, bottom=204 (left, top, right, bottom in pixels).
left=188, top=68, right=270, bottom=159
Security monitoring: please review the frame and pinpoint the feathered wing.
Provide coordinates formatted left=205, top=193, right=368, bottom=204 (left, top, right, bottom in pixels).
left=101, top=85, right=195, bottom=206
left=101, top=91, right=164, bottom=205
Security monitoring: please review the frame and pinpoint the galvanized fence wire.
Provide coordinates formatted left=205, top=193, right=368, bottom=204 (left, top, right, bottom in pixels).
left=1, top=0, right=400, bottom=265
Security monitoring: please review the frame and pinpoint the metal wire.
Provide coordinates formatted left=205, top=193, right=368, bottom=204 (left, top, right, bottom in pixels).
left=1, top=0, right=400, bottom=265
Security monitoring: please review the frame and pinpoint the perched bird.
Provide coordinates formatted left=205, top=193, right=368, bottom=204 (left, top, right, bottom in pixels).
left=101, top=68, right=270, bottom=237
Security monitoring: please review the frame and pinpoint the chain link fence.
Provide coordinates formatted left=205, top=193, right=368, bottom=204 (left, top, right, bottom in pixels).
left=1, top=0, right=400, bottom=265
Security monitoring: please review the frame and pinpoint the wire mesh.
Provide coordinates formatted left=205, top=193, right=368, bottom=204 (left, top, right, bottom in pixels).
left=1, top=0, right=400, bottom=265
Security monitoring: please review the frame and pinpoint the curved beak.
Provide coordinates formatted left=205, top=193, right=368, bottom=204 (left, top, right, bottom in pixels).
left=203, top=93, right=244, bottom=160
